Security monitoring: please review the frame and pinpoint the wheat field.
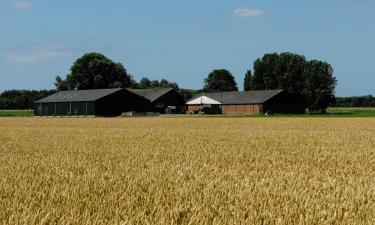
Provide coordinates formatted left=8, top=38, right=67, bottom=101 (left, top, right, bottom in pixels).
left=1, top=117, right=375, bottom=224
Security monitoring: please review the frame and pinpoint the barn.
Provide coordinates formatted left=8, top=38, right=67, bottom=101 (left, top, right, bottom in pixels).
left=34, top=88, right=152, bottom=117
left=186, top=90, right=305, bottom=114
left=127, top=88, right=185, bottom=114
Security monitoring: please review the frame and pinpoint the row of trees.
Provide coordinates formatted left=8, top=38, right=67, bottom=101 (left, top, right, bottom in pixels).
left=137, top=77, right=178, bottom=89
left=55, top=53, right=179, bottom=91
left=1, top=52, right=338, bottom=112
left=335, top=96, right=375, bottom=107
left=0, top=90, right=56, bottom=109
left=204, top=53, right=337, bottom=112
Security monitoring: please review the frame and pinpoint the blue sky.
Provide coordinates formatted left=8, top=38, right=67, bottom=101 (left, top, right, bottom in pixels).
left=0, top=0, right=374, bottom=96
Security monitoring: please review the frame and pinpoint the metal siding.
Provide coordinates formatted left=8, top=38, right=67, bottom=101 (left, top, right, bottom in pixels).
left=56, top=102, right=69, bottom=116
left=71, top=102, right=86, bottom=116
left=34, top=103, right=41, bottom=116
left=41, top=103, right=55, bottom=116
left=87, top=102, right=95, bottom=115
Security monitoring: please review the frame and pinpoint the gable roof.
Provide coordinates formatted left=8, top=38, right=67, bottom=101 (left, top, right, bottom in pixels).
left=35, top=88, right=123, bottom=103
left=127, top=88, right=174, bottom=102
left=188, top=90, right=284, bottom=105
left=186, top=96, right=221, bottom=105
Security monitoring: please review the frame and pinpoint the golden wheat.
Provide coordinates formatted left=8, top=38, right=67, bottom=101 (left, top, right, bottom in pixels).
left=1, top=117, right=375, bottom=224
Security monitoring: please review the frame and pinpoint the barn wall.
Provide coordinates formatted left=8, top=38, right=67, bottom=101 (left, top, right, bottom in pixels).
left=187, top=104, right=262, bottom=114
left=263, top=92, right=305, bottom=114
left=222, top=104, right=262, bottom=114
left=95, top=89, right=152, bottom=116
left=34, top=103, right=41, bottom=116
left=152, top=90, right=185, bottom=114
left=35, top=101, right=95, bottom=116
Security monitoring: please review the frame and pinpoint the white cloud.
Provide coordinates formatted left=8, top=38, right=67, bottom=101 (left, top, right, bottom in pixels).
left=13, top=1, right=32, bottom=9
left=5, top=45, right=68, bottom=64
left=232, top=8, right=264, bottom=17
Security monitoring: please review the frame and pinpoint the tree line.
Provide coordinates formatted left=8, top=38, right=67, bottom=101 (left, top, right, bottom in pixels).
left=204, top=53, right=337, bottom=112
left=0, top=90, right=57, bottom=109
left=335, top=96, right=375, bottom=107
left=0, top=52, right=344, bottom=111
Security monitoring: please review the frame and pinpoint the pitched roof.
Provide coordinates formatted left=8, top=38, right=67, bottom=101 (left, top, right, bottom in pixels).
left=35, top=88, right=123, bottom=103
left=127, top=88, right=174, bottom=102
left=188, top=90, right=284, bottom=104
left=186, top=96, right=221, bottom=105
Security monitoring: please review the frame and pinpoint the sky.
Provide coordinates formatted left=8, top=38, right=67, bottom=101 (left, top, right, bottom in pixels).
left=0, top=0, right=374, bottom=96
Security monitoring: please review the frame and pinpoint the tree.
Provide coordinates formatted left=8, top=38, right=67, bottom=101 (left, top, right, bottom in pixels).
left=203, top=69, right=238, bottom=92
left=139, top=77, right=151, bottom=89
left=303, top=60, right=337, bottom=112
left=55, top=52, right=132, bottom=90
left=252, top=52, right=305, bottom=93
left=168, top=82, right=179, bottom=89
left=160, top=79, right=170, bottom=88
left=149, top=80, right=160, bottom=88
left=250, top=52, right=336, bottom=112
left=243, top=70, right=253, bottom=91
left=138, top=77, right=180, bottom=89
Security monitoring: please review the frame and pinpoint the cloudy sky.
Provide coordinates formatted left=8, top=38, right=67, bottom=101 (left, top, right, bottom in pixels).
left=0, top=0, right=374, bottom=96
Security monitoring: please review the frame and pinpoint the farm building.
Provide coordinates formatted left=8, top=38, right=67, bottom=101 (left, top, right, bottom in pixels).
left=34, top=88, right=185, bottom=116
left=127, top=88, right=186, bottom=114
left=186, top=90, right=305, bottom=114
left=34, top=88, right=152, bottom=117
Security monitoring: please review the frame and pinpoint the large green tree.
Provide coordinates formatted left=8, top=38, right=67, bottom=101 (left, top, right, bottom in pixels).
left=303, top=60, right=337, bottom=112
left=55, top=52, right=132, bottom=90
left=252, top=52, right=306, bottom=93
left=203, top=69, right=238, bottom=92
left=250, top=52, right=336, bottom=112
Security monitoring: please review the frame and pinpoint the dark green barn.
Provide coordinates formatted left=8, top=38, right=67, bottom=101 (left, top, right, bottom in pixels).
left=127, top=88, right=185, bottom=114
left=34, top=88, right=151, bottom=116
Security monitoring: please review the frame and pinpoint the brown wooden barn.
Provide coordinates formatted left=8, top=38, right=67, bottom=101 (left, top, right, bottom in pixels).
left=186, top=90, right=305, bottom=114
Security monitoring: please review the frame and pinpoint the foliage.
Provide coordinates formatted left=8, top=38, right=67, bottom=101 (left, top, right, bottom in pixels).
left=0, top=89, right=56, bottom=109
left=243, top=70, right=253, bottom=91
left=1, top=118, right=375, bottom=224
left=252, top=53, right=306, bottom=93
left=251, top=52, right=337, bottom=112
left=137, top=77, right=179, bottom=89
left=55, top=52, right=132, bottom=90
left=178, top=89, right=202, bottom=101
left=335, top=95, right=375, bottom=107
left=302, top=60, right=337, bottom=112
left=203, top=69, right=238, bottom=92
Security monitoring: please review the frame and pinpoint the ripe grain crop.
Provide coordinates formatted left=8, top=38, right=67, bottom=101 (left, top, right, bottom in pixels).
left=1, top=117, right=375, bottom=224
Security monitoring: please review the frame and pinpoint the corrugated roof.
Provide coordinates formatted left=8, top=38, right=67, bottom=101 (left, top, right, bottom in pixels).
left=35, top=88, right=123, bottom=103
left=127, top=88, right=173, bottom=102
left=188, top=90, right=284, bottom=104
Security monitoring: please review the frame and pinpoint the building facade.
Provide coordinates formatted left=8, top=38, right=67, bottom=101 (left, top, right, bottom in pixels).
left=186, top=90, right=305, bottom=114
left=34, top=88, right=185, bottom=117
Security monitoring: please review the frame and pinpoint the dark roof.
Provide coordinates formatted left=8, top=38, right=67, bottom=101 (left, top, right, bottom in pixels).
left=189, top=90, right=284, bottom=104
left=35, top=88, right=123, bottom=103
left=127, top=88, right=174, bottom=102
